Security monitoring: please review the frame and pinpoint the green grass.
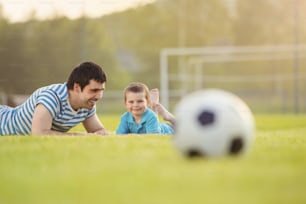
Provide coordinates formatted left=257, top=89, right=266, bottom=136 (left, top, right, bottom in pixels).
left=0, top=114, right=306, bottom=204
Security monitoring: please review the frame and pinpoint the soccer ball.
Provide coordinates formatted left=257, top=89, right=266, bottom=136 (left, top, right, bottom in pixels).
left=173, top=89, right=255, bottom=158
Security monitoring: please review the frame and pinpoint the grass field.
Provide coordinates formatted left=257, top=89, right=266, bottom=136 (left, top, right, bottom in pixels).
left=0, top=114, right=306, bottom=204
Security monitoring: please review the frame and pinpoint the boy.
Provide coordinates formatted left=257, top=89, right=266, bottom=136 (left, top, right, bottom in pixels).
left=116, top=82, right=175, bottom=135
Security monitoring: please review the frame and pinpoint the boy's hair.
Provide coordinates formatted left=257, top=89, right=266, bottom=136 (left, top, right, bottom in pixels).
left=66, top=61, right=107, bottom=90
left=123, top=82, right=150, bottom=102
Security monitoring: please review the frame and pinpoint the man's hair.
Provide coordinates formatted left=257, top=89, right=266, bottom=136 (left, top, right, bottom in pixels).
left=67, top=61, right=107, bottom=90
left=123, top=82, right=150, bottom=102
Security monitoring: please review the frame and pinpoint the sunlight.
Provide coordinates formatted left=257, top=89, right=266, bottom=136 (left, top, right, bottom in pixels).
left=0, top=0, right=155, bottom=22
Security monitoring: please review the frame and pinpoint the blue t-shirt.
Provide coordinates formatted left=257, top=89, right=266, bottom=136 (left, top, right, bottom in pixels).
left=0, top=83, right=95, bottom=135
left=116, top=108, right=174, bottom=135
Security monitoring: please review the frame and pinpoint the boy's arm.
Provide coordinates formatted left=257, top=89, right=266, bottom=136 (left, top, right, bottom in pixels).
left=116, top=115, right=129, bottom=134
left=145, top=114, right=160, bottom=134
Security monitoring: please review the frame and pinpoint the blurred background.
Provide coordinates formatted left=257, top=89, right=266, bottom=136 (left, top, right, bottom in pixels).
left=0, top=0, right=305, bottom=114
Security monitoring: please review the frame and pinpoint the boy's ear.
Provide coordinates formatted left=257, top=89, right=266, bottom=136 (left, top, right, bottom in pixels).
left=147, top=99, right=152, bottom=106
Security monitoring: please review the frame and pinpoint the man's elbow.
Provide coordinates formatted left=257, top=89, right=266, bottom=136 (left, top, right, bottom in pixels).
left=92, top=128, right=108, bottom=135
left=31, top=128, right=53, bottom=136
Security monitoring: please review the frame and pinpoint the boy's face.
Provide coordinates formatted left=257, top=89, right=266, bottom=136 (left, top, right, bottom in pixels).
left=125, top=91, right=149, bottom=118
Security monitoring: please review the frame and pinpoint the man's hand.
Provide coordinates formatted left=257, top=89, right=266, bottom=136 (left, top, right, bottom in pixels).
left=83, top=114, right=108, bottom=135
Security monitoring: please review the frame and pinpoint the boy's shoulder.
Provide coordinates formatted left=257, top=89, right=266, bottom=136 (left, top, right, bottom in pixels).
left=143, top=108, right=158, bottom=119
left=120, top=112, right=133, bottom=120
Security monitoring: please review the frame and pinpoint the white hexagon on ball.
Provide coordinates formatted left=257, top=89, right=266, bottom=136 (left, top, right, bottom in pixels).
left=173, top=89, right=255, bottom=158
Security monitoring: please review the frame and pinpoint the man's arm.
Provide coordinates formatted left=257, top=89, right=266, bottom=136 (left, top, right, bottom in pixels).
left=82, top=114, right=108, bottom=135
left=31, top=104, right=97, bottom=136
left=32, top=104, right=107, bottom=136
left=31, top=104, right=64, bottom=135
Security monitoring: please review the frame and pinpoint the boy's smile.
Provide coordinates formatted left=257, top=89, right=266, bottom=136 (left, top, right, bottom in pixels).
left=125, top=91, right=149, bottom=120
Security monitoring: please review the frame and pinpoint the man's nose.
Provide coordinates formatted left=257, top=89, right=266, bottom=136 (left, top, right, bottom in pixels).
left=96, top=91, right=103, bottom=99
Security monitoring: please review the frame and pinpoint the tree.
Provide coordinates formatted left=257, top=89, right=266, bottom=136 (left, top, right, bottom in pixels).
left=102, top=0, right=232, bottom=87
left=233, top=0, right=306, bottom=45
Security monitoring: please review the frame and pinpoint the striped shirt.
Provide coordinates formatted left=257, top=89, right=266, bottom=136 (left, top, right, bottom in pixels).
left=0, top=83, right=95, bottom=135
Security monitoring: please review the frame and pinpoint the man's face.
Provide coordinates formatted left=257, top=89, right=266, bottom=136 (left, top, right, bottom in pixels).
left=78, top=80, right=105, bottom=110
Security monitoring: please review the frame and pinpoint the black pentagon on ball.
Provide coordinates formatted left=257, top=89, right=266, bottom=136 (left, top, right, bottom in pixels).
left=186, top=149, right=206, bottom=158
left=197, top=110, right=215, bottom=126
left=229, top=137, right=244, bottom=155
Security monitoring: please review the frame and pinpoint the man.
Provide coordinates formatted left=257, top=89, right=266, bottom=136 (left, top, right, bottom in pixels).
left=0, top=61, right=107, bottom=136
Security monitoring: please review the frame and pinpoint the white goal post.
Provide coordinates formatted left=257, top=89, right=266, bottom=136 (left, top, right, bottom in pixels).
left=160, top=44, right=306, bottom=111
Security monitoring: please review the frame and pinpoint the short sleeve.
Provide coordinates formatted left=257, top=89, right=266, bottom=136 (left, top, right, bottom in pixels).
left=86, top=105, right=96, bottom=118
left=36, top=90, right=60, bottom=117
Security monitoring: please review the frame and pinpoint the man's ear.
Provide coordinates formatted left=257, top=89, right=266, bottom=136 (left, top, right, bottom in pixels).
left=73, top=83, right=81, bottom=92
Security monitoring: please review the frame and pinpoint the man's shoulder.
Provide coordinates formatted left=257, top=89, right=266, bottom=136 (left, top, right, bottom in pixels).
left=33, top=83, right=68, bottom=108
left=36, top=83, right=67, bottom=97
left=42, top=83, right=66, bottom=91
